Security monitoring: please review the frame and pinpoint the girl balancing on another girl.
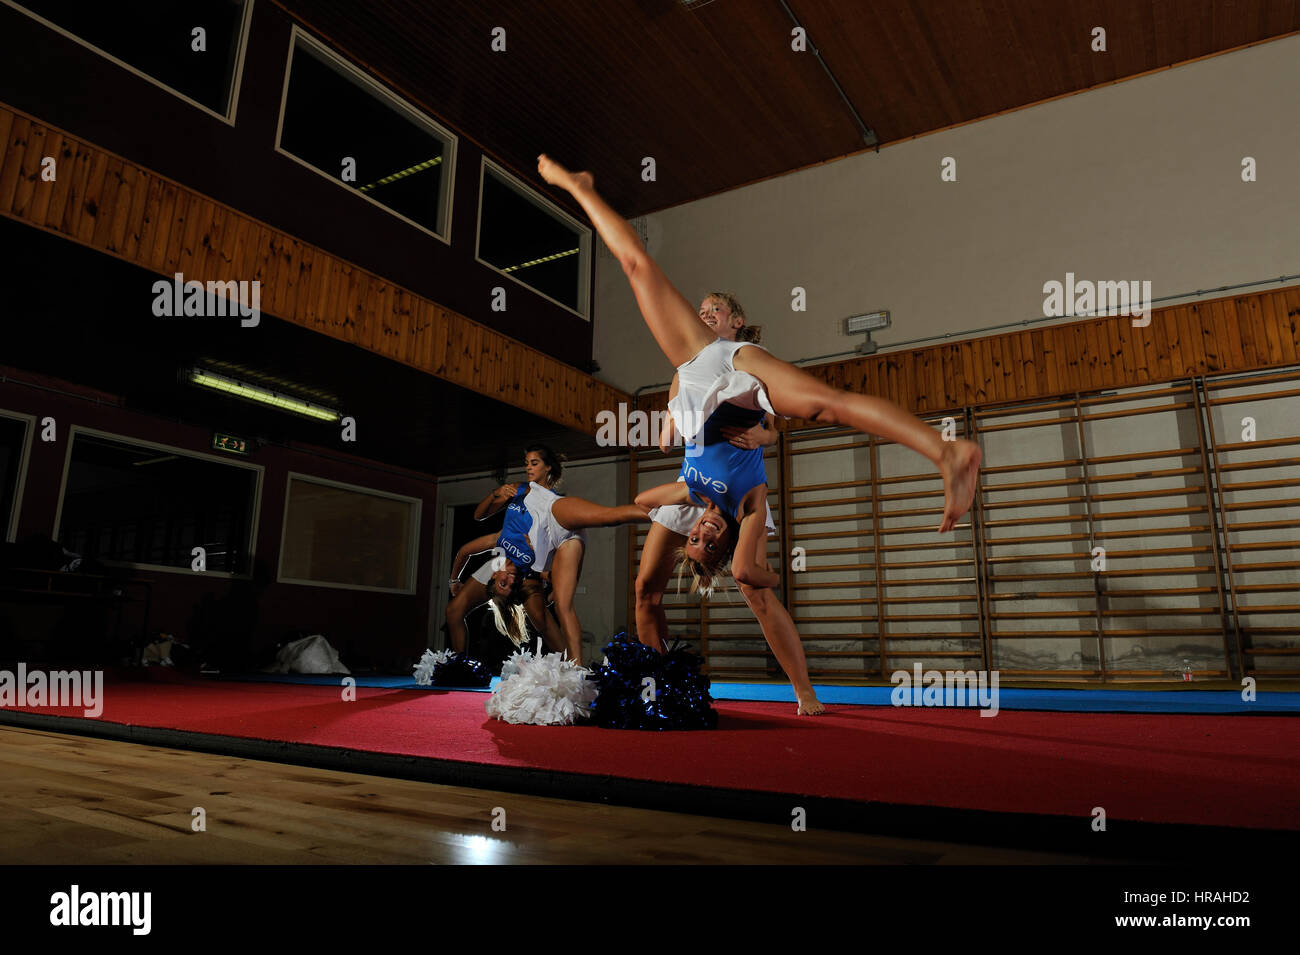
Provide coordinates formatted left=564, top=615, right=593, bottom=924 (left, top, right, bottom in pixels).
left=637, top=293, right=827, bottom=715
left=538, top=153, right=982, bottom=716
left=634, top=295, right=787, bottom=634
left=446, top=444, right=651, bottom=666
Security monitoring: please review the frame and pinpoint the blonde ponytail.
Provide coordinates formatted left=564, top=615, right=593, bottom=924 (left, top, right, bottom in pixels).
left=488, top=598, right=530, bottom=646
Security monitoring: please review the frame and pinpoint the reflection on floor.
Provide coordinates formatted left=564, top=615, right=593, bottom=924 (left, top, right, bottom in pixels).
left=0, top=726, right=1102, bottom=865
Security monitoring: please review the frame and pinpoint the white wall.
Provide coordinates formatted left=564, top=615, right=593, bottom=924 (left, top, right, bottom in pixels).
left=594, top=33, right=1300, bottom=393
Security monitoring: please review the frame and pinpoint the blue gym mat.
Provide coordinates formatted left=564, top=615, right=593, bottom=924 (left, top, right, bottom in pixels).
left=708, top=683, right=1299, bottom=714
left=225, top=673, right=495, bottom=693
left=217, top=673, right=1300, bottom=713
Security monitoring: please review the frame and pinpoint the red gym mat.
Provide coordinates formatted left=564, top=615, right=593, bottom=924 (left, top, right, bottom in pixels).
left=3, top=676, right=1297, bottom=829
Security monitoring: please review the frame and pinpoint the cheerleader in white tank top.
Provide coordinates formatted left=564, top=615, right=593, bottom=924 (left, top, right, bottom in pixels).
left=542, top=154, right=982, bottom=716
left=444, top=445, right=651, bottom=723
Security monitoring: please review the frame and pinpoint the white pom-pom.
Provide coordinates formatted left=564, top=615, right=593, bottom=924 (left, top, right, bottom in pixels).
left=486, top=651, right=598, bottom=725
left=498, top=649, right=532, bottom=681
left=413, top=648, right=454, bottom=685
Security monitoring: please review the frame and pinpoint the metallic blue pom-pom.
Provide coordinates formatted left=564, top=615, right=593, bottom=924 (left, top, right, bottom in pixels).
left=591, top=632, right=718, bottom=731
left=431, top=652, right=493, bottom=688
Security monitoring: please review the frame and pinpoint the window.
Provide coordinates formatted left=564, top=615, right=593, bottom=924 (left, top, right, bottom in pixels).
left=477, top=159, right=591, bottom=318
left=5, top=0, right=253, bottom=121
left=277, top=28, right=456, bottom=241
left=0, top=411, right=33, bottom=542
left=278, top=474, right=420, bottom=593
left=57, top=430, right=260, bottom=574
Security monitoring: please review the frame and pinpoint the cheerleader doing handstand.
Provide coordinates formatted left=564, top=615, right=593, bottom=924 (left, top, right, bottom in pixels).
left=539, top=154, right=982, bottom=715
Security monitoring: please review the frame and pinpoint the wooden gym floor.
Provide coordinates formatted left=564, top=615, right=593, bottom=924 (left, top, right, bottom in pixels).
left=0, top=725, right=1103, bottom=865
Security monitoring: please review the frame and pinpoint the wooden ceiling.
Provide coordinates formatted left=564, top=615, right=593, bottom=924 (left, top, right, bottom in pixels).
left=271, top=0, right=1300, bottom=216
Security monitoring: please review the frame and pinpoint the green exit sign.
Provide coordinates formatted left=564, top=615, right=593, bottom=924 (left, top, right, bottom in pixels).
left=212, top=432, right=250, bottom=455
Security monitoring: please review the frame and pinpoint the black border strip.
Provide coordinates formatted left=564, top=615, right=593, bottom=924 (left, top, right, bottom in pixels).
left=2, top=708, right=1294, bottom=862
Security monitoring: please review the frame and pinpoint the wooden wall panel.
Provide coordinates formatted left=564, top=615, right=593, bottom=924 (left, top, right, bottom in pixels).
left=0, top=116, right=29, bottom=210
left=636, top=287, right=1300, bottom=421
left=0, top=102, right=629, bottom=437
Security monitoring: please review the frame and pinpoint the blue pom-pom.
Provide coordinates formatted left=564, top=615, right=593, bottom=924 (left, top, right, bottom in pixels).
left=431, top=652, right=493, bottom=688
left=591, top=632, right=718, bottom=731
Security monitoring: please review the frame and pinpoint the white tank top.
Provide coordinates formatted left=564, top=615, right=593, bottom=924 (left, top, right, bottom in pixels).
left=668, top=338, right=775, bottom=444
left=521, top=482, right=562, bottom=571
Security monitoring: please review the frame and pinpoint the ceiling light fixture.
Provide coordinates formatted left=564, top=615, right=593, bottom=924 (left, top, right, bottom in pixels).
left=502, top=247, right=579, bottom=273
left=187, top=368, right=340, bottom=421
left=358, top=155, right=442, bottom=194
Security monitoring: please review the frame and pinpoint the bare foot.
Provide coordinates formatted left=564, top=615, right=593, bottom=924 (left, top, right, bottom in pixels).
left=938, top=438, right=981, bottom=533
left=796, top=695, right=825, bottom=716
left=537, top=154, right=593, bottom=193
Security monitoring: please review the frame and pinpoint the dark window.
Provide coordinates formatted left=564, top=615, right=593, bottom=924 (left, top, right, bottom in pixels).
left=0, top=415, right=27, bottom=540
left=279, top=34, right=454, bottom=237
left=478, top=164, right=589, bottom=316
left=58, top=433, right=258, bottom=574
left=14, top=0, right=248, bottom=116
